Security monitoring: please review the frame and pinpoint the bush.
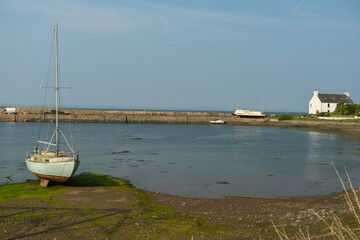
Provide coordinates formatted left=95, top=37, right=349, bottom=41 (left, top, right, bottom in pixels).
left=317, top=112, right=331, bottom=117
left=333, top=103, right=360, bottom=116
left=278, top=115, right=294, bottom=120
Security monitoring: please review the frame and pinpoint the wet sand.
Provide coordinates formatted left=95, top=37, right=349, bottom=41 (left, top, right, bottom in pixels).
left=0, top=174, right=356, bottom=239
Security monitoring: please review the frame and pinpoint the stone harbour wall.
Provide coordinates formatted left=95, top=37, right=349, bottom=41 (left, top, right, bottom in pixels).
left=0, top=107, right=359, bottom=137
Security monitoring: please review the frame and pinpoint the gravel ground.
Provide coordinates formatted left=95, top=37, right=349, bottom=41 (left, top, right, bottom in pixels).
left=148, top=190, right=351, bottom=229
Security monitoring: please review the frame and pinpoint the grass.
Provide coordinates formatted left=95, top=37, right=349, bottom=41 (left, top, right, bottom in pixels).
left=292, top=116, right=360, bottom=122
left=271, top=115, right=359, bottom=122
left=273, top=164, right=360, bottom=239
left=278, top=115, right=295, bottom=120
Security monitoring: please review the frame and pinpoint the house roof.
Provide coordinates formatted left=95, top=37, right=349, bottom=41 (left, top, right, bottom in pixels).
left=318, top=94, right=353, bottom=104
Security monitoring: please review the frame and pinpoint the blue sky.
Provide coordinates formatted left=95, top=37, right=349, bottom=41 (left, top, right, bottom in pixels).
left=0, top=0, right=359, bottom=112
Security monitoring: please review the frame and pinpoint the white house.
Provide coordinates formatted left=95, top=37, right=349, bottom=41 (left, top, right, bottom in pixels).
left=309, top=90, right=353, bottom=114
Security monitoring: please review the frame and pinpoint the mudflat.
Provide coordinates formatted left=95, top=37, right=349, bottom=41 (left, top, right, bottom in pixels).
left=0, top=173, right=357, bottom=239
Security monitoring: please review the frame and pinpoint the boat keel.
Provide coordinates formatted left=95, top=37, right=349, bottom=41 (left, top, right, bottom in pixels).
left=31, top=172, right=69, bottom=184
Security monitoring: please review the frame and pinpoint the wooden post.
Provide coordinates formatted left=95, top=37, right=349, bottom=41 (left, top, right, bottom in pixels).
left=40, top=179, right=50, bottom=187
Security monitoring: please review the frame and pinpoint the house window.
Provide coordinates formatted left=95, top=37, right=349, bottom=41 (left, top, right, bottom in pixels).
left=310, top=103, right=312, bottom=107
left=328, top=103, right=330, bottom=108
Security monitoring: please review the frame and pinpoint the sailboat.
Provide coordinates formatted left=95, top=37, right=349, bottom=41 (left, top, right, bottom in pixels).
left=25, top=23, right=80, bottom=187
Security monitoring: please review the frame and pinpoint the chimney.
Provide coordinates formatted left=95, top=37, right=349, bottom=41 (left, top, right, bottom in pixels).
left=344, top=91, right=350, bottom=97
left=314, top=89, right=319, bottom=96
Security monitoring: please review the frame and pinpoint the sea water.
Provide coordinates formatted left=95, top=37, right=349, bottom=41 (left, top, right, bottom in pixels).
left=1, top=122, right=359, bottom=198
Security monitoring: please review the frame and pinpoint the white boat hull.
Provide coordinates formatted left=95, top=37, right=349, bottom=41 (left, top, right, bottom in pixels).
left=210, top=120, right=226, bottom=124
left=234, top=109, right=265, bottom=118
left=26, top=159, right=79, bottom=183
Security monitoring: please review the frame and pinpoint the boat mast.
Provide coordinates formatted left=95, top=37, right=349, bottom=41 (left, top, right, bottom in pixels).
left=55, top=22, right=59, bottom=154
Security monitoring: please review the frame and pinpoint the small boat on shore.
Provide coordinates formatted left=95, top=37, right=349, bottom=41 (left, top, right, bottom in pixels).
left=25, top=23, right=79, bottom=187
left=233, top=108, right=266, bottom=118
left=210, top=119, right=226, bottom=124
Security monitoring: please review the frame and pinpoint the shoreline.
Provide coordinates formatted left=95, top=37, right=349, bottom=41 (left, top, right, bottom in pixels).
left=1, top=107, right=359, bottom=137
left=0, top=174, right=354, bottom=239
left=1, top=109, right=359, bottom=238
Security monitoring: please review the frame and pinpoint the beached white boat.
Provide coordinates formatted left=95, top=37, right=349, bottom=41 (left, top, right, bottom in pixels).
left=233, top=108, right=266, bottom=118
left=210, top=119, right=226, bottom=124
left=25, top=23, right=79, bottom=187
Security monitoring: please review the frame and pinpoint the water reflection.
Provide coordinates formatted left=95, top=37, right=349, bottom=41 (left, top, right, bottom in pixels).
left=0, top=123, right=359, bottom=198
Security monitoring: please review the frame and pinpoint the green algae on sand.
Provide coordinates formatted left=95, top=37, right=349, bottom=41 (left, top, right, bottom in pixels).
left=0, top=180, right=61, bottom=202
left=0, top=173, right=221, bottom=239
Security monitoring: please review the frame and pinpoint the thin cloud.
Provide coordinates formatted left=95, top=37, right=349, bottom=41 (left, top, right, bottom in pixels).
left=149, top=2, right=359, bottom=35
left=151, top=3, right=292, bottom=29
left=293, top=0, right=305, bottom=14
